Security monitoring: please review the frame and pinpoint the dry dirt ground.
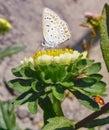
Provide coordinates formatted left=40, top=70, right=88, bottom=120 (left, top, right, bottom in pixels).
left=0, top=0, right=109, bottom=130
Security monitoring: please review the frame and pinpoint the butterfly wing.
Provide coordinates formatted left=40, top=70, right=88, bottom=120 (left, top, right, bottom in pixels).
left=42, top=8, right=71, bottom=47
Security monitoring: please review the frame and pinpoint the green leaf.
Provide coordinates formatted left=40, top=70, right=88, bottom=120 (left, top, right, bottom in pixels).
left=45, top=64, right=66, bottom=82
left=12, top=63, right=37, bottom=79
left=28, top=99, right=38, bottom=114
left=0, top=101, right=21, bottom=130
left=49, top=93, right=64, bottom=116
left=76, top=59, right=94, bottom=69
left=12, top=65, right=23, bottom=77
left=89, top=74, right=103, bottom=82
left=100, top=4, right=109, bottom=72
left=83, top=63, right=101, bottom=74
left=0, top=128, right=6, bottom=130
left=13, top=90, right=33, bottom=105
left=35, top=65, right=51, bottom=84
left=83, top=81, right=106, bottom=95
left=74, top=77, right=97, bottom=88
left=76, top=59, right=88, bottom=69
left=52, top=85, right=65, bottom=101
left=31, top=80, right=39, bottom=92
left=14, top=89, right=39, bottom=113
left=72, top=91, right=99, bottom=111
left=20, top=64, right=38, bottom=78
left=8, top=78, right=34, bottom=92
left=85, top=116, right=109, bottom=128
left=0, top=45, right=26, bottom=59
left=88, top=128, right=95, bottom=130
left=37, top=64, right=68, bottom=83
left=59, top=81, right=74, bottom=88
left=42, top=117, right=75, bottom=130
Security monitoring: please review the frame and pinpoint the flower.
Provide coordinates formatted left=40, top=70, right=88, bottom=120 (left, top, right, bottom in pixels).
left=16, top=48, right=105, bottom=101
left=80, top=12, right=101, bottom=36
left=54, top=52, right=73, bottom=64
left=0, top=18, right=12, bottom=34
left=33, top=49, right=87, bottom=66
left=55, top=51, right=79, bottom=64
left=21, top=49, right=87, bottom=67
left=37, top=55, right=53, bottom=64
left=85, top=12, right=101, bottom=19
left=20, top=57, right=34, bottom=65
left=20, top=49, right=87, bottom=83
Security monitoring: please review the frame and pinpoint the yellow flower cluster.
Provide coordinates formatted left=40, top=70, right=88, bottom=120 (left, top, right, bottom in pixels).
left=33, top=49, right=87, bottom=65
left=0, top=18, right=12, bottom=29
left=20, top=49, right=87, bottom=66
left=34, top=48, right=73, bottom=57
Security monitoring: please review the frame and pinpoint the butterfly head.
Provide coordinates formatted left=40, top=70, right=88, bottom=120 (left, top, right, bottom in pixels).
left=42, top=40, right=58, bottom=48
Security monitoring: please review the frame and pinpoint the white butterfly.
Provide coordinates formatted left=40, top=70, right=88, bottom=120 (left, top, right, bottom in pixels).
left=42, top=8, right=71, bottom=48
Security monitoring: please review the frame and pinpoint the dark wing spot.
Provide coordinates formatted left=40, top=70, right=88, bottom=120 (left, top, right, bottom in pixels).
left=46, top=25, right=50, bottom=27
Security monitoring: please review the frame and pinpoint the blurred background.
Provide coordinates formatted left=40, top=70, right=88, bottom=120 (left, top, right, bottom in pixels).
left=0, top=0, right=109, bottom=130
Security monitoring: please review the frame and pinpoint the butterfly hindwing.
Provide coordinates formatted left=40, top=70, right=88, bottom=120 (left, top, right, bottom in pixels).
left=42, top=8, right=71, bottom=47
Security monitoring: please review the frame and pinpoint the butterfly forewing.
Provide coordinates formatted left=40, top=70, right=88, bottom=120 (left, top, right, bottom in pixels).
left=42, top=8, right=71, bottom=47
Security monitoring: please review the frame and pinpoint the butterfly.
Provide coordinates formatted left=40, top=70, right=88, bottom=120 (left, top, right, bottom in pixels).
left=42, top=8, right=71, bottom=48
left=93, top=96, right=105, bottom=106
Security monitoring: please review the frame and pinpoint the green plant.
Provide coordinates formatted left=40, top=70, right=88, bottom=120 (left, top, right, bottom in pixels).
left=0, top=100, right=21, bottom=130
left=0, top=18, right=26, bottom=60
left=7, top=3, right=109, bottom=130
left=0, top=18, right=12, bottom=35
left=0, top=45, right=26, bottom=60
left=100, top=4, right=109, bottom=72
left=0, top=18, right=26, bottom=130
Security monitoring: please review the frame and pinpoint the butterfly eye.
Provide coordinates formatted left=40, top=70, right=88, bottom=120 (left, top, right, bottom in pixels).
left=93, top=96, right=105, bottom=106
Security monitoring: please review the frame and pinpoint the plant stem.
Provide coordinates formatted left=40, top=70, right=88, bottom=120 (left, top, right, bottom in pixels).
left=52, top=95, right=64, bottom=116
left=39, top=97, right=57, bottom=124
left=75, top=102, right=109, bottom=129
left=87, top=35, right=95, bottom=57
